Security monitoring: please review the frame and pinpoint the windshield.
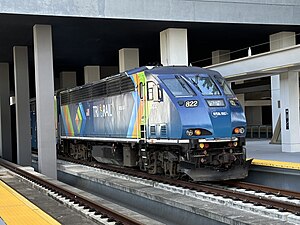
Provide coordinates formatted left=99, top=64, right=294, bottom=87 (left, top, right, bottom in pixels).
left=186, top=74, right=221, bottom=96
left=161, top=76, right=195, bottom=97
left=214, top=75, right=234, bottom=96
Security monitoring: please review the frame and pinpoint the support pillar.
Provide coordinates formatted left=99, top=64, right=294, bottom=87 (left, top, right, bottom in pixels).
left=280, top=71, right=300, bottom=152
left=59, top=71, right=77, bottom=89
left=119, top=48, right=139, bottom=73
left=270, top=75, right=280, bottom=133
left=0, top=63, right=12, bottom=161
left=270, top=32, right=296, bottom=134
left=33, top=24, right=57, bottom=178
left=84, top=66, right=100, bottom=84
left=160, top=28, right=188, bottom=66
left=212, top=50, right=230, bottom=65
left=13, top=46, right=31, bottom=166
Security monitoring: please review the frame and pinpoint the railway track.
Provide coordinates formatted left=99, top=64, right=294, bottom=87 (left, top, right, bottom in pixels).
left=223, top=180, right=300, bottom=199
left=58, top=156, right=300, bottom=216
left=0, top=158, right=142, bottom=225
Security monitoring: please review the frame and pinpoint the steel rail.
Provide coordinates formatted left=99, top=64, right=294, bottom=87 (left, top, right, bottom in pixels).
left=223, top=180, right=300, bottom=199
left=0, top=158, right=142, bottom=225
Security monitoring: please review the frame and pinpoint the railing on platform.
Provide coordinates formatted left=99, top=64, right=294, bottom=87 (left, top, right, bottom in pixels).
left=246, top=125, right=272, bottom=139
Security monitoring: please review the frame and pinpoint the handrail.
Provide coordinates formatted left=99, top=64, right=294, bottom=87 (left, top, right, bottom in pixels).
left=247, top=125, right=272, bottom=139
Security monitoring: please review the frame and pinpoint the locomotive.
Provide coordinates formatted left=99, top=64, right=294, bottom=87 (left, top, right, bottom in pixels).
left=57, top=66, right=251, bottom=181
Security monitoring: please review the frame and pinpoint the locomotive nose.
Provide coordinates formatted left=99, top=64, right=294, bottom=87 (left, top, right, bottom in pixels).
left=209, top=109, right=232, bottom=138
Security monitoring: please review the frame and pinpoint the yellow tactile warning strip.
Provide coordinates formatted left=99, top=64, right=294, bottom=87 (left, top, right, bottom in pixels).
left=250, top=158, right=300, bottom=170
left=0, top=180, right=61, bottom=225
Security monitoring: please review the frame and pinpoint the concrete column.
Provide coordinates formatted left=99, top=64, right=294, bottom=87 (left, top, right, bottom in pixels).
left=271, top=75, right=280, bottom=133
left=33, top=24, right=57, bottom=179
left=270, top=32, right=296, bottom=135
left=119, top=48, right=139, bottom=73
left=270, top=32, right=295, bottom=50
left=84, top=66, right=100, bottom=84
left=212, top=50, right=230, bottom=65
left=160, top=28, right=188, bottom=66
left=59, top=71, right=77, bottom=89
left=280, top=71, right=300, bottom=152
left=13, top=46, right=31, bottom=166
left=0, top=63, right=12, bottom=161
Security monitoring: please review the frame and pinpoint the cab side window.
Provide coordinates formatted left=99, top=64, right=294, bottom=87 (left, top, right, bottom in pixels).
left=147, top=81, right=163, bottom=102
left=139, top=82, right=144, bottom=99
left=147, top=81, right=155, bottom=101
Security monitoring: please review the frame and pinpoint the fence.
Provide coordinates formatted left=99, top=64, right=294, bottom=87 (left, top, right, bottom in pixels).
left=246, top=125, right=272, bottom=139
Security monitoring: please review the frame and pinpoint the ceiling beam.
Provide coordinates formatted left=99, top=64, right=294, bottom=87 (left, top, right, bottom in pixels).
left=206, top=45, right=300, bottom=81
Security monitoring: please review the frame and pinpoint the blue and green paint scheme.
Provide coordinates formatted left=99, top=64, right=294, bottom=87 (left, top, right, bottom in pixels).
left=60, top=66, right=246, bottom=142
left=61, top=70, right=147, bottom=139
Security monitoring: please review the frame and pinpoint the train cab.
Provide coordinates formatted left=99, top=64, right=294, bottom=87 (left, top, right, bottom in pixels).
left=144, top=67, right=251, bottom=181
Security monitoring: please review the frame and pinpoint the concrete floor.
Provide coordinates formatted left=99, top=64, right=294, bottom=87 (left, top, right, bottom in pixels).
left=246, top=139, right=300, bottom=163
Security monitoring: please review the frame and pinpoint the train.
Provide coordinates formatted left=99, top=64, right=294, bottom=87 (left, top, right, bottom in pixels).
left=32, top=66, right=252, bottom=181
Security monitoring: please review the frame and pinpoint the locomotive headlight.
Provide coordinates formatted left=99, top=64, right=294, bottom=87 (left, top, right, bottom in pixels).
left=233, top=127, right=245, bottom=134
left=206, top=99, right=225, bottom=107
left=234, top=128, right=240, bottom=134
left=229, top=99, right=236, bottom=106
left=186, top=129, right=193, bottom=136
left=194, top=129, right=201, bottom=136
left=239, top=127, right=245, bottom=134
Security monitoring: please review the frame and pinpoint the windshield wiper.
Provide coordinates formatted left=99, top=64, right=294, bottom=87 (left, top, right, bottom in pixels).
left=175, top=75, right=194, bottom=95
left=189, top=77, right=202, bottom=93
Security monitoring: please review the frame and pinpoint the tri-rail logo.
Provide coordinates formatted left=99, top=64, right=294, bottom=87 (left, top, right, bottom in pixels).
left=211, top=111, right=228, bottom=118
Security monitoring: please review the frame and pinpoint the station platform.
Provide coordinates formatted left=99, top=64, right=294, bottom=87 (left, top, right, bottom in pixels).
left=246, top=139, right=300, bottom=170
left=0, top=180, right=60, bottom=225
left=0, top=166, right=100, bottom=225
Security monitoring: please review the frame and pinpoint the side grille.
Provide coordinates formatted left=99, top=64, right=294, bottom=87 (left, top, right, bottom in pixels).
left=150, top=126, right=156, bottom=136
left=69, top=86, right=92, bottom=103
left=60, top=92, right=70, bottom=105
left=107, top=77, right=121, bottom=96
left=120, top=76, right=135, bottom=93
left=92, top=82, right=106, bottom=97
left=60, top=73, right=134, bottom=105
left=160, top=125, right=167, bottom=137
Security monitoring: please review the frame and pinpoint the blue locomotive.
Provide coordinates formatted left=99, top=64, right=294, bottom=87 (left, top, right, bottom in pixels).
left=57, top=66, right=252, bottom=181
